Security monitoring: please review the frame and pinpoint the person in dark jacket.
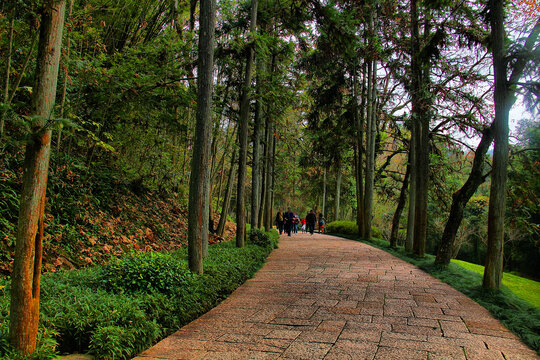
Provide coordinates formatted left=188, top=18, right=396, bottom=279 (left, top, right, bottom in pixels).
left=284, top=208, right=294, bottom=236
left=306, top=210, right=317, bottom=235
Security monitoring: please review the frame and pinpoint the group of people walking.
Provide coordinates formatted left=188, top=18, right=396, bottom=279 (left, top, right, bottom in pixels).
left=275, top=208, right=325, bottom=236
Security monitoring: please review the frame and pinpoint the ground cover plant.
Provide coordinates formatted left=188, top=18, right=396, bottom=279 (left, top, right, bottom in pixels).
left=0, top=230, right=278, bottom=360
left=326, top=227, right=540, bottom=354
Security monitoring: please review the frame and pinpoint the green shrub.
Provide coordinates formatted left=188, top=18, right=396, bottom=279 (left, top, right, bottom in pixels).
left=0, top=229, right=279, bottom=360
left=248, top=228, right=270, bottom=247
left=39, top=276, right=160, bottom=357
left=371, top=226, right=382, bottom=239
left=326, top=221, right=359, bottom=235
left=99, top=252, right=193, bottom=293
left=326, top=221, right=382, bottom=239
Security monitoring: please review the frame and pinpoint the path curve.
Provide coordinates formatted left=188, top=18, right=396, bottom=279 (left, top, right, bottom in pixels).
left=134, top=233, right=538, bottom=360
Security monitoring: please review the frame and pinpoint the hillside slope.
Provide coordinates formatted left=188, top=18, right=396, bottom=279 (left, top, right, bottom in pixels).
left=0, top=146, right=235, bottom=276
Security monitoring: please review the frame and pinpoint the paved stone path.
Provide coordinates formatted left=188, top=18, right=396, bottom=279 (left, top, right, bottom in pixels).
left=134, top=233, right=538, bottom=360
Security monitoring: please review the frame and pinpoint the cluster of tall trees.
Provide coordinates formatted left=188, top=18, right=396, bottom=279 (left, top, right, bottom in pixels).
left=1, top=0, right=538, bottom=355
left=300, top=0, right=538, bottom=290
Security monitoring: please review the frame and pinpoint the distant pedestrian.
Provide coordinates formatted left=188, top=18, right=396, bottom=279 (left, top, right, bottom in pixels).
left=293, top=214, right=299, bottom=234
left=306, top=210, right=317, bottom=235
left=300, top=218, right=306, bottom=233
left=318, top=213, right=325, bottom=233
left=284, top=208, right=294, bottom=236
left=275, top=209, right=284, bottom=234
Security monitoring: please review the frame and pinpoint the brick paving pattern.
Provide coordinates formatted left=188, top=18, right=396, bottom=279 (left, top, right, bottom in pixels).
left=134, top=233, right=539, bottom=359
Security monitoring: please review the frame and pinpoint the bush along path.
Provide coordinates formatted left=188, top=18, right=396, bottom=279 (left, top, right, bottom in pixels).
left=136, top=233, right=538, bottom=360
left=0, top=229, right=279, bottom=360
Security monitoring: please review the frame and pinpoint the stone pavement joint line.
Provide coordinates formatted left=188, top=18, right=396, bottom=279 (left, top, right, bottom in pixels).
left=134, top=233, right=538, bottom=360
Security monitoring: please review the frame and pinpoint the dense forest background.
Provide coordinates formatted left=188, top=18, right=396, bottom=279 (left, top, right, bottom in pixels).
left=0, top=0, right=539, bottom=281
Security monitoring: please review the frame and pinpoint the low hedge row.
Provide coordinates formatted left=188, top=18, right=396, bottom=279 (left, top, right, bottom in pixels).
left=0, top=229, right=279, bottom=360
left=326, top=220, right=382, bottom=239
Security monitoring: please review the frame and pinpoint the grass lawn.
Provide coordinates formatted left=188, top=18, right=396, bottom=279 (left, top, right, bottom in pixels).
left=451, top=259, right=540, bottom=308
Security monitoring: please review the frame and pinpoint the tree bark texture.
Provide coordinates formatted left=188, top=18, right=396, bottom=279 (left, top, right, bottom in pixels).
left=411, top=0, right=429, bottom=257
left=335, top=161, right=342, bottom=220
left=322, top=167, right=327, bottom=218
left=217, top=149, right=237, bottom=238
left=363, top=58, right=376, bottom=239
left=263, top=116, right=274, bottom=230
left=483, top=7, right=540, bottom=289
left=356, top=61, right=367, bottom=234
left=9, top=1, right=66, bottom=354
left=56, top=0, right=74, bottom=150
left=236, top=0, right=258, bottom=247
left=250, top=60, right=264, bottom=229
left=435, top=127, right=493, bottom=265
left=483, top=0, right=508, bottom=290
left=187, top=0, right=216, bottom=273
left=390, top=164, right=410, bottom=248
left=406, top=129, right=416, bottom=252
left=1, top=14, right=14, bottom=136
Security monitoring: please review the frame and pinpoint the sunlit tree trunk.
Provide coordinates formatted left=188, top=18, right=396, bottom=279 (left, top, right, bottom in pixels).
left=187, top=0, right=216, bottom=273
left=9, top=1, right=66, bottom=354
left=236, top=0, right=258, bottom=247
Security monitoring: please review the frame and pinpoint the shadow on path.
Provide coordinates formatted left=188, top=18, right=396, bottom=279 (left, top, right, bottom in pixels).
left=134, top=233, right=538, bottom=359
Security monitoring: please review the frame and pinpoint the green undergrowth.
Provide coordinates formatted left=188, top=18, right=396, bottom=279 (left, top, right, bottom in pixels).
left=329, top=232, right=540, bottom=354
left=0, top=230, right=279, bottom=360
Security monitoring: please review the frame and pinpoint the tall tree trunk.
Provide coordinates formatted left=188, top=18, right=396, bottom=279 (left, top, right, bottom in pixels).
left=263, top=114, right=274, bottom=230
left=411, top=0, right=429, bottom=257
left=265, top=129, right=276, bottom=230
left=258, top=109, right=269, bottom=228
left=405, top=131, right=416, bottom=253
left=353, top=63, right=362, bottom=231
left=9, top=1, right=66, bottom=354
left=390, top=164, right=410, bottom=248
left=322, top=167, right=327, bottom=218
left=335, top=161, right=342, bottom=220
left=356, top=61, right=367, bottom=234
left=56, top=0, right=74, bottom=150
left=250, top=60, right=264, bottom=229
left=187, top=0, right=216, bottom=273
left=483, top=0, right=509, bottom=290
left=363, top=58, right=376, bottom=239
left=236, top=0, right=258, bottom=247
left=435, top=127, right=493, bottom=265
left=1, top=14, right=14, bottom=137
left=483, top=15, right=540, bottom=288
left=217, top=149, right=237, bottom=238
